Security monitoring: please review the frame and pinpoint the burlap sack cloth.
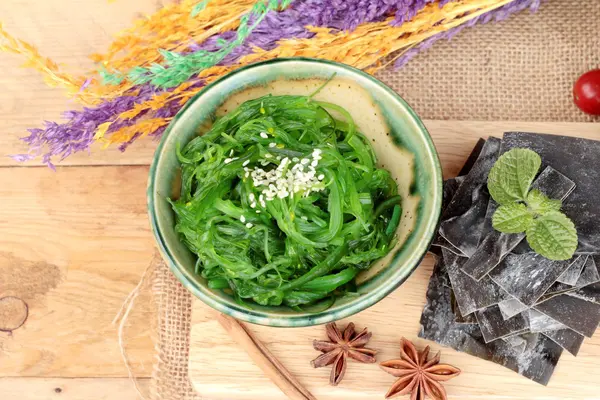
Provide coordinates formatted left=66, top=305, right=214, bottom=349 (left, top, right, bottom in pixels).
left=149, top=1, right=600, bottom=398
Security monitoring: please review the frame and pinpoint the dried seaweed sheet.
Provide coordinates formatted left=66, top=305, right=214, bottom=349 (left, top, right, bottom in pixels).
left=556, top=255, right=587, bottom=285
left=432, top=139, right=486, bottom=256
left=528, top=309, right=567, bottom=332
left=503, top=333, right=541, bottom=355
left=542, top=329, right=585, bottom=356
left=534, top=293, right=600, bottom=338
left=475, top=305, right=530, bottom=343
left=419, top=252, right=563, bottom=385
left=503, top=335, right=527, bottom=354
left=571, top=256, right=599, bottom=287
left=502, top=132, right=600, bottom=254
left=438, top=138, right=501, bottom=257
left=571, top=282, right=600, bottom=305
left=431, top=178, right=467, bottom=256
left=460, top=167, right=575, bottom=280
left=540, top=256, right=599, bottom=302
left=457, top=138, right=487, bottom=177
left=444, top=249, right=508, bottom=316
left=451, top=290, right=478, bottom=325
left=498, top=298, right=529, bottom=320
left=489, top=253, right=571, bottom=307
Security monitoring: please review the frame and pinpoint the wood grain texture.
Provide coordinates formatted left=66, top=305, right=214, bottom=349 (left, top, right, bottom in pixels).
left=1, top=3, right=600, bottom=399
left=0, top=0, right=162, bottom=167
left=0, top=3, right=163, bottom=399
left=0, top=377, right=150, bottom=400
left=0, top=166, right=155, bottom=377
left=190, top=122, right=600, bottom=399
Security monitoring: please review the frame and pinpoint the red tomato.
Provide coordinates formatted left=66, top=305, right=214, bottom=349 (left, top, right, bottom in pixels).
left=573, top=69, right=600, bottom=116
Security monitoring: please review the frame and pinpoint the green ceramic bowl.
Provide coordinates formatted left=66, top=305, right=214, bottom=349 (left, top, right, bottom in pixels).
left=148, top=58, right=442, bottom=327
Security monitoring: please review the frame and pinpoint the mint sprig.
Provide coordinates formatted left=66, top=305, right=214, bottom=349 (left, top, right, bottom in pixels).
left=492, top=203, right=533, bottom=233
left=488, top=148, right=541, bottom=204
left=526, top=212, right=578, bottom=261
left=487, top=148, right=578, bottom=260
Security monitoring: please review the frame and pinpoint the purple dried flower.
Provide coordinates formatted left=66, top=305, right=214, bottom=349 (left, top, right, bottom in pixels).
left=12, top=84, right=157, bottom=166
left=190, top=0, right=417, bottom=65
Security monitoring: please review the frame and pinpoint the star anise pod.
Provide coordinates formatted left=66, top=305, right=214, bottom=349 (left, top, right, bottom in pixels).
left=310, top=322, right=377, bottom=385
left=380, top=338, right=460, bottom=400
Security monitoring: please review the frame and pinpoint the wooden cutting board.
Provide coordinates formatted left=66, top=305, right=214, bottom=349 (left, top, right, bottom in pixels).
left=189, top=120, right=600, bottom=399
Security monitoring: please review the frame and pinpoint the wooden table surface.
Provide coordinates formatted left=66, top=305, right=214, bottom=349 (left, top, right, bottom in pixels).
left=1, top=1, right=599, bottom=400
left=0, top=1, right=163, bottom=399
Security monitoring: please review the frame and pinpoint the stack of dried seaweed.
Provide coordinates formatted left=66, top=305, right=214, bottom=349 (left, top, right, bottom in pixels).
left=420, top=132, right=600, bottom=385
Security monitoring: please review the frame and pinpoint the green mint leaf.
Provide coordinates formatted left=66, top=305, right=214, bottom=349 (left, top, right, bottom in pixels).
left=487, top=148, right=541, bottom=205
left=492, top=203, right=534, bottom=233
left=526, top=189, right=562, bottom=215
left=526, top=211, right=578, bottom=260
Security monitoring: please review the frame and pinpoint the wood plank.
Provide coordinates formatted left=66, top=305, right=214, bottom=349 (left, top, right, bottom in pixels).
left=189, top=121, right=600, bottom=399
left=0, top=166, right=155, bottom=377
left=0, top=377, right=150, bottom=400
left=0, top=0, right=162, bottom=167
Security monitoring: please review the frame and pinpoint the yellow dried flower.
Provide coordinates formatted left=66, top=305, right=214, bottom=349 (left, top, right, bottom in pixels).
left=97, top=0, right=517, bottom=141
left=0, top=23, right=87, bottom=95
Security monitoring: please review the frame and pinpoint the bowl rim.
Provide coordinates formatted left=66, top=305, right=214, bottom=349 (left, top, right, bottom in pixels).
left=147, top=57, right=442, bottom=327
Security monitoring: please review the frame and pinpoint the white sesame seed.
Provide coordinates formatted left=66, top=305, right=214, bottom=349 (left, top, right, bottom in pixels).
left=256, top=210, right=261, bottom=214
left=244, top=172, right=249, bottom=178
left=301, top=216, right=308, bottom=221
left=240, top=215, right=246, bottom=223
left=269, top=142, right=277, bottom=148
left=260, top=132, right=268, bottom=139
left=292, top=157, right=299, bottom=162
left=245, top=151, right=327, bottom=204
left=249, top=193, right=255, bottom=201
left=243, top=160, right=250, bottom=166
left=246, top=223, right=253, bottom=228
left=229, top=149, right=234, bottom=156
left=224, top=158, right=233, bottom=164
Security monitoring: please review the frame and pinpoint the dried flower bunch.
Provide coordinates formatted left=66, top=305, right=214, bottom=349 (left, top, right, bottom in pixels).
left=1, top=0, right=541, bottom=168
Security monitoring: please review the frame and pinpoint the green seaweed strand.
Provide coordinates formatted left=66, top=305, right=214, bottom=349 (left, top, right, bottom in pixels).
left=171, top=93, right=401, bottom=309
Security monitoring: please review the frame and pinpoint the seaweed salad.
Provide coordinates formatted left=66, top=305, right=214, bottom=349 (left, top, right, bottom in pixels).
left=170, top=91, right=401, bottom=310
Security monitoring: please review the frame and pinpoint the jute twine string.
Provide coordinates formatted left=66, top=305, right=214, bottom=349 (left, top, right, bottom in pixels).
left=113, top=259, right=156, bottom=400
